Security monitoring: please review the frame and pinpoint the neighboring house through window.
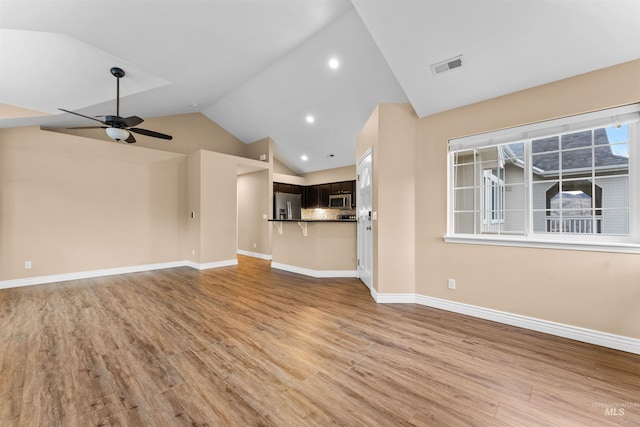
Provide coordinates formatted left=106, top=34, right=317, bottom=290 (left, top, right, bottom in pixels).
left=447, top=104, right=639, bottom=252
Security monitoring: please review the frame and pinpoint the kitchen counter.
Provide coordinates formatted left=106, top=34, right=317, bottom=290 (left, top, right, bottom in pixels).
left=270, top=220, right=357, bottom=278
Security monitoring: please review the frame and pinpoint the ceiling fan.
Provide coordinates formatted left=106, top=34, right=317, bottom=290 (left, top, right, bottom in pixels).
left=59, top=67, right=172, bottom=144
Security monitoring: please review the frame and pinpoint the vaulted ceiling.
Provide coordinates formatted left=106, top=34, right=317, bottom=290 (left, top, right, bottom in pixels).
left=1, top=0, right=638, bottom=173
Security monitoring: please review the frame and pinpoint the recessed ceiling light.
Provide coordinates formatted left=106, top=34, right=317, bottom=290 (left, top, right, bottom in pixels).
left=301, top=155, right=308, bottom=161
left=328, top=58, right=339, bottom=69
left=305, top=115, right=315, bottom=123
left=190, top=103, right=199, bottom=108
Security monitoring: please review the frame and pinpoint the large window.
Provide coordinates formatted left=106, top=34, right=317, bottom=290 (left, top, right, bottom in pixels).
left=447, top=104, right=640, bottom=251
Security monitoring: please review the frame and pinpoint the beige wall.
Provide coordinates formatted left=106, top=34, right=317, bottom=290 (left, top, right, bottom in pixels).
left=271, top=222, right=356, bottom=271
left=1, top=126, right=186, bottom=280
left=246, top=137, right=273, bottom=163
left=273, top=158, right=298, bottom=175
left=199, top=151, right=240, bottom=263
left=1, top=112, right=258, bottom=281
left=237, top=170, right=270, bottom=255
left=302, top=165, right=356, bottom=185
left=377, top=104, right=417, bottom=295
left=413, top=59, right=640, bottom=338
left=355, top=104, right=417, bottom=294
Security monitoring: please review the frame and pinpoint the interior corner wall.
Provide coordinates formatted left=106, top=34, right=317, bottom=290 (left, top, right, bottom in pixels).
left=377, top=104, right=417, bottom=295
left=237, top=170, right=270, bottom=256
left=0, top=126, right=186, bottom=281
left=199, top=150, right=239, bottom=264
left=245, top=137, right=272, bottom=163
left=186, top=150, right=203, bottom=262
left=415, top=59, right=640, bottom=339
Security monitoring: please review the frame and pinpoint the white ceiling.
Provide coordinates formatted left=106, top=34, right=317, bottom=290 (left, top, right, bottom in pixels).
left=1, top=0, right=638, bottom=173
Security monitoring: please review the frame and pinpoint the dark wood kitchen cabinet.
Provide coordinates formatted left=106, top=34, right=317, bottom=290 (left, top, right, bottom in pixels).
left=330, top=181, right=353, bottom=195
left=304, top=184, right=330, bottom=208
left=274, top=182, right=303, bottom=195
left=277, top=180, right=355, bottom=208
left=305, top=185, right=319, bottom=208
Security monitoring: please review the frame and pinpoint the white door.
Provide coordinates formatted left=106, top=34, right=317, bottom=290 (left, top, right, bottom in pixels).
left=357, top=148, right=373, bottom=290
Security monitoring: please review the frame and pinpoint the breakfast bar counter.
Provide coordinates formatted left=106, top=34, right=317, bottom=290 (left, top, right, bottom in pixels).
left=270, top=220, right=357, bottom=278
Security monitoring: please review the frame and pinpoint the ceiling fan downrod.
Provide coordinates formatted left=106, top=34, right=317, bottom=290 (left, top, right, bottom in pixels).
left=110, top=67, right=125, bottom=120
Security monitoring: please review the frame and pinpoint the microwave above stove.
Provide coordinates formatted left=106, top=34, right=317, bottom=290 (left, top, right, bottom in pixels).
left=329, top=194, right=352, bottom=208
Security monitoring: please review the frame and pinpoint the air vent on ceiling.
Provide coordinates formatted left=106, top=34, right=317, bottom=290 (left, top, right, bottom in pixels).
left=431, top=55, right=464, bottom=76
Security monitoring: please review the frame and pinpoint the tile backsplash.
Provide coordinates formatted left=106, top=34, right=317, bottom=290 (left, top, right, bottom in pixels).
left=302, top=208, right=356, bottom=220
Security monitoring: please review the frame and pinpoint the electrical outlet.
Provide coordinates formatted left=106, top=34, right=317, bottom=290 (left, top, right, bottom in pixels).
left=24, top=261, right=32, bottom=270
left=253, top=243, right=257, bottom=248
left=262, top=214, right=268, bottom=220
left=192, top=249, right=195, bottom=256
left=448, top=278, right=456, bottom=290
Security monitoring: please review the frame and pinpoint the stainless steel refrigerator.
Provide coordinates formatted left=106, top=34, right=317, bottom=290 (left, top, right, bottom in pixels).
left=274, top=192, right=302, bottom=220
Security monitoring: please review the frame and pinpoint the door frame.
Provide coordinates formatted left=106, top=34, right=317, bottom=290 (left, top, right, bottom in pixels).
left=357, top=147, right=373, bottom=290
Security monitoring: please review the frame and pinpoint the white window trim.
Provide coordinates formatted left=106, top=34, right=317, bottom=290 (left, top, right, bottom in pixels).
left=445, top=104, right=640, bottom=253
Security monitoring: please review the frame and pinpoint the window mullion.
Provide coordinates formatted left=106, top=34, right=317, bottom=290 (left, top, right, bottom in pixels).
left=525, top=138, right=532, bottom=236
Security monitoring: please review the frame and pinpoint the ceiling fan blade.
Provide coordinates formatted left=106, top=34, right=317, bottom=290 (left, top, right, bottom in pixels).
left=129, top=128, right=173, bottom=140
left=59, top=108, right=106, bottom=124
left=122, top=116, right=144, bottom=127
left=67, top=126, right=107, bottom=129
left=125, top=133, right=137, bottom=144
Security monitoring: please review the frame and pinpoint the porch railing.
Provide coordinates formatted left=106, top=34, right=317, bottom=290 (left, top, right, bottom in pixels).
left=546, top=216, right=602, bottom=234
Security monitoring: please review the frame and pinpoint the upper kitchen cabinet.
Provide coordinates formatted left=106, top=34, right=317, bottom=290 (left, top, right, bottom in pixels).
left=277, top=180, right=355, bottom=209
left=305, top=183, right=330, bottom=208
left=330, top=181, right=354, bottom=195
left=274, top=182, right=303, bottom=195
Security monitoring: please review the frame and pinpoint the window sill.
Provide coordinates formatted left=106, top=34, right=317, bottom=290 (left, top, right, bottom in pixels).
left=443, top=235, right=640, bottom=254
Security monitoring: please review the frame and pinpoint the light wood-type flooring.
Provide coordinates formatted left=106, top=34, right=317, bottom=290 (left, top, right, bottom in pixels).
left=1, top=256, right=639, bottom=426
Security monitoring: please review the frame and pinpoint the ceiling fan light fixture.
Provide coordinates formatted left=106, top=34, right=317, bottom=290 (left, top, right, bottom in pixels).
left=106, top=127, right=130, bottom=141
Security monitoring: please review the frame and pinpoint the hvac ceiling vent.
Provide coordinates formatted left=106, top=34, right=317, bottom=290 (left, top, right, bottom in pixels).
left=431, top=55, right=464, bottom=76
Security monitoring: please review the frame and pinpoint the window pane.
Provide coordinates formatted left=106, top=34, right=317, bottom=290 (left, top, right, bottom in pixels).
left=604, top=124, right=628, bottom=144
left=601, top=209, right=629, bottom=235
left=505, top=160, right=525, bottom=184
left=561, top=130, right=592, bottom=149
left=533, top=210, right=552, bottom=233
left=503, top=210, right=525, bottom=235
left=454, top=212, right=476, bottom=234
left=504, top=142, right=525, bottom=164
left=454, top=188, right=477, bottom=211
left=561, top=147, right=592, bottom=173
left=532, top=181, right=557, bottom=210
left=532, top=136, right=559, bottom=154
left=594, top=145, right=628, bottom=169
left=594, top=176, right=628, bottom=209
left=454, top=164, right=476, bottom=187
left=532, top=152, right=559, bottom=177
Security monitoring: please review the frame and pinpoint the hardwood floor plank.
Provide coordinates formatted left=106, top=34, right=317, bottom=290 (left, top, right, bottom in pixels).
left=1, top=255, right=638, bottom=426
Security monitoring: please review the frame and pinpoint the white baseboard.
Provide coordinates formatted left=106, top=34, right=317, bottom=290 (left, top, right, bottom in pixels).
left=0, top=258, right=238, bottom=289
left=0, top=261, right=187, bottom=290
left=237, top=250, right=272, bottom=260
left=185, top=259, right=238, bottom=270
left=271, top=262, right=357, bottom=278
left=375, top=292, right=640, bottom=355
